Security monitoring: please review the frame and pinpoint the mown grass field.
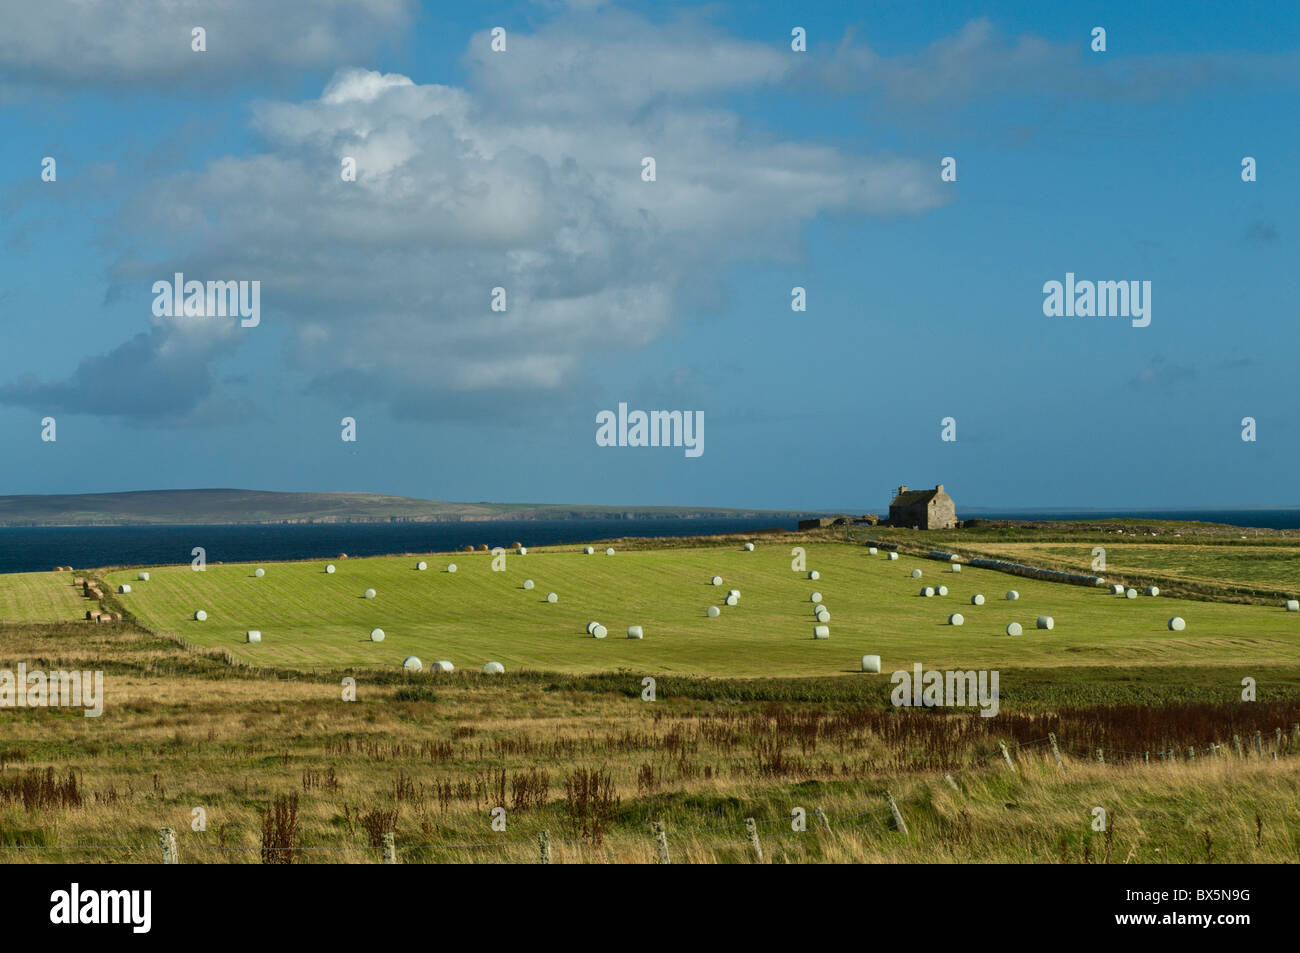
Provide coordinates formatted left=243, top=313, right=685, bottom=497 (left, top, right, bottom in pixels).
left=87, top=541, right=1300, bottom=677
left=0, top=572, right=86, bottom=623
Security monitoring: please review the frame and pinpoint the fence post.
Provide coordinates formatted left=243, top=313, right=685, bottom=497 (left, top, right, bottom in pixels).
left=814, top=807, right=832, bottom=833
left=745, top=817, right=763, bottom=862
left=538, top=830, right=552, bottom=865
left=1186, top=746, right=1195, bottom=761
left=1233, top=735, right=1244, bottom=759
left=885, top=790, right=909, bottom=836
left=1096, top=748, right=1105, bottom=765
left=158, top=827, right=178, bottom=865
left=1254, top=730, right=1263, bottom=758
left=381, top=832, right=396, bottom=864
left=1291, top=724, right=1299, bottom=749
left=1048, top=732, right=1065, bottom=771
left=652, top=821, right=670, bottom=865
left=1275, top=728, right=1283, bottom=754
left=999, top=740, right=1017, bottom=773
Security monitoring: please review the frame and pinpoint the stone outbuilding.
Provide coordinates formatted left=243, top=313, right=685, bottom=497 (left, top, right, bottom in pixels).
left=888, top=485, right=957, bottom=530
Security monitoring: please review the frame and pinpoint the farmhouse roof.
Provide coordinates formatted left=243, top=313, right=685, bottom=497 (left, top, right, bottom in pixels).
left=891, top=486, right=945, bottom=507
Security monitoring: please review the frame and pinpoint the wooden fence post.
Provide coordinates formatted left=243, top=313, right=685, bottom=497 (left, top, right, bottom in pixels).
left=1096, top=748, right=1105, bottom=765
left=999, top=740, right=1016, bottom=773
left=158, top=827, right=178, bottom=865
left=1275, top=728, right=1283, bottom=754
left=381, top=832, right=396, bottom=864
left=1254, top=730, right=1264, bottom=758
left=538, top=830, right=552, bottom=865
left=1234, top=735, right=1244, bottom=759
left=1186, top=746, right=1195, bottom=761
left=1048, top=733, right=1065, bottom=771
left=745, top=817, right=763, bottom=862
left=885, top=790, right=909, bottom=836
left=814, top=807, right=832, bottom=833
left=652, top=821, right=670, bottom=865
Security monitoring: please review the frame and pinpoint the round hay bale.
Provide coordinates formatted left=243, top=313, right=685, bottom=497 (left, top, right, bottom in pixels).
left=584, top=546, right=595, bottom=555
left=706, top=606, right=720, bottom=618
left=1006, top=590, right=1019, bottom=601
left=447, top=564, right=458, bottom=573
left=949, top=613, right=964, bottom=626
left=326, top=564, right=336, bottom=574
left=725, top=593, right=739, bottom=606
left=546, top=592, right=558, bottom=603
left=911, top=569, right=922, bottom=578
left=417, top=561, right=428, bottom=571
left=1006, top=622, right=1023, bottom=636
left=921, top=587, right=935, bottom=597
left=137, top=571, right=149, bottom=581
left=523, top=579, right=535, bottom=590
left=592, top=624, right=607, bottom=639
left=1145, top=586, right=1159, bottom=596
left=951, top=564, right=962, bottom=574
left=815, top=608, right=830, bottom=622
left=627, top=625, right=644, bottom=639
left=1286, top=600, right=1299, bottom=612
left=743, top=542, right=755, bottom=552
left=338, top=553, right=348, bottom=559
left=512, top=542, right=523, bottom=550
left=605, top=548, right=615, bottom=556
left=432, top=660, right=454, bottom=673
left=971, top=594, right=985, bottom=605
left=937, top=585, right=949, bottom=596
left=887, top=552, right=899, bottom=561
left=813, top=624, right=830, bottom=640
left=950, top=554, right=960, bottom=562
left=193, top=610, right=207, bottom=621
left=246, top=630, right=262, bottom=644
left=518, top=547, right=527, bottom=556
left=868, top=547, right=878, bottom=555
left=1125, top=588, right=1137, bottom=599
left=711, top=576, right=723, bottom=586
left=370, top=628, right=385, bottom=642
left=118, top=584, right=131, bottom=594
left=1110, top=584, right=1124, bottom=595
left=482, top=661, right=505, bottom=674
left=364, top=588, right=377, bottom=599
left=810, top=592, right=822, bottom=603
left=1094, top=577, right=1106, bottom=586
left=254, top=568, right=265, bottom=578
left=1036, top=616, right=1054, bottom=630
left=727, top=589, right=740, bottom=599
left=861, top=654, right=881, bottom=673
left=463, top=545, right=474, bottom=552
left=586, top=621, right=601, bottom=634
left=85, top=610, right=99, bottom=621
left=1168, top=616, right=1186, bottom=631
left=403, top=656, right=423, bottom=673
left=808, top=570, right=820, bottom=581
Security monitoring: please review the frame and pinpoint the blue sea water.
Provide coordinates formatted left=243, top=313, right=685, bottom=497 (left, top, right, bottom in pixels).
left=0, top=509, right=1296, bottom=575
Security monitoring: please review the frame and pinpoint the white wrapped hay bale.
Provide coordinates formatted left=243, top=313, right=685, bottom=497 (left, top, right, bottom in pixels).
left=911, top=569, right=923, bottom=578
left=523, top=579, right=535, bottom=590
left=364, top=588, right=377, bottom=599
left=137, top=571, right=149, bottom=581
left=482, top=661, right=505, bottom=674
left=861, top=655, right=881, bottom=673
left=868, top=547, right=878, bottom=555
left=706, top=606, right=720, bottom=618
left=949, top=613, right=964, bottom=626
left=971, top=594, right=985, bottom=606
left=815, top=608, right=830, bottom=622
left=808, top=570, right=820, bottom=581
left=921, top=587, right=935, bottom=597
left=727, top=589, right=740, bottom=599
left=432, top=660, right=454, bottom=673
left=951, top=564, right=961, bottom=574
left=711, top=576, right=723, bottom=586
left=193, top=610, right=207, bottom=621
left=1168, top=617, right=1186, bottom=631
left=887, top=552, right=899, bottom=561
left=592, top=624, right=607, bottom=639
left=326, top=564, right=336, bottom=574
left=743, top=542, right=755, bottom=552
left=1006, top=590, right=1019, bottom=601
left=1110, top=584, right=1124, bottom=595
left=1006, top=622, right=1023, bottom=636
left=417, top=561, right=428, bottom=571
left=584, top=546, right=595, bottom=555
left=517, top=547, right=527, bottom=556
left=605, top=548, right=615, bottom=556
left=586, top=621, right=601, bottom=634
left=627, top=625, right=644, bottom=639
left=254, top=568, right=265, bottom=578
left=118, top=584, right=131, bottom=594
left=1125, top=588, right=1137, bottom=599
left=813, top=624, right=830, bottom=639
left=725, top=593, right=739, bottom=606
left=370, top=628, right=385, bottom=642
left=546, top=592, right=558, bottom=603
left=1145, top=586, right=1159, bottom=596
left=403, top=656, right=423, bottom=673
left=1036, top=616, right=1054, bottom=630
left=937, top=585, right=949, bottom=596
left=1287, top=600, right=1299, bottom=612
left=246, top=630, right=261, bottom=644
left=810, top=592, right=822, bottom=603
left=447, top=564, right=458, bottom=573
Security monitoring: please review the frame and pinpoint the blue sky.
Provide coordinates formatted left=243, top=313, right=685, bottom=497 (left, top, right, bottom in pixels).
left=1, top=0, right=1297, bottom=512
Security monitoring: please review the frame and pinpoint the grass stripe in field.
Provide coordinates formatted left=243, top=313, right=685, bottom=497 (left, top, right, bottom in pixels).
left=0, top=571, right=84, bottom=622
left=100, top=543, right=1300, bottom=678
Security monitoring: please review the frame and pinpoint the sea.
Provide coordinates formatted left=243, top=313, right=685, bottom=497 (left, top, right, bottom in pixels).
left=0, top=509, right=1297, bottom=575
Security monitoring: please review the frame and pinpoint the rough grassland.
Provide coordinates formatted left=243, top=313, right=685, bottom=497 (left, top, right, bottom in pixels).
left=90, top=543, right=1300, bottom=676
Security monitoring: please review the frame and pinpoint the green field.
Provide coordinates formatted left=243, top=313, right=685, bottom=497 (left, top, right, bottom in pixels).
left=92, top=542, right=1300, bottom=677
left=0, top=571, right=86, bottom=623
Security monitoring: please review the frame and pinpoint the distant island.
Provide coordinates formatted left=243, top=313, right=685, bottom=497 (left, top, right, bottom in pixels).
left=0, top=489, right=820, bottom=527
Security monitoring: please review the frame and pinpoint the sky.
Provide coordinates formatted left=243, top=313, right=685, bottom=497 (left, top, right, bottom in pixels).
left=1, top=0, right=1298, bottom=512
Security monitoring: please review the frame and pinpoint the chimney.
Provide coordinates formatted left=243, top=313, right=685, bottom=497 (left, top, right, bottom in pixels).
left=936, top=484, right=944, bottom=493
left=897, top=485, right=908, bottom=495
